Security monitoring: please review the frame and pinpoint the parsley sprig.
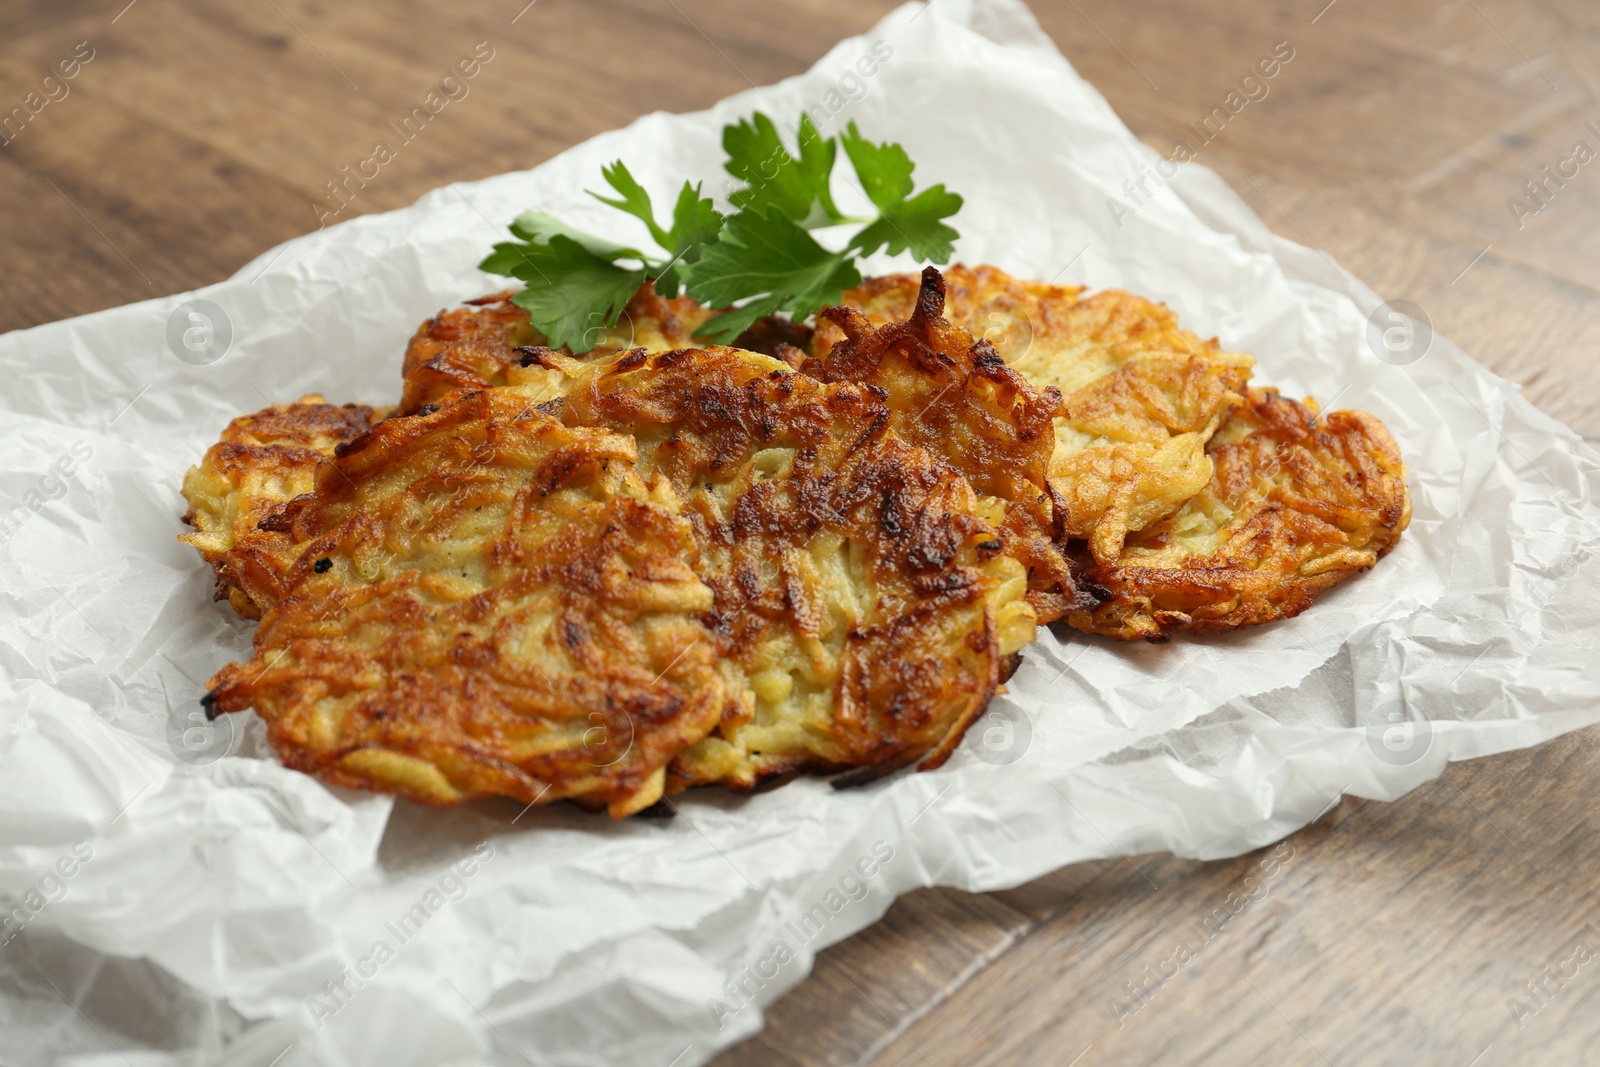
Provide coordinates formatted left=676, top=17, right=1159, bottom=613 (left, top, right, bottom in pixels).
left=480, top=112, right=963, bottom=352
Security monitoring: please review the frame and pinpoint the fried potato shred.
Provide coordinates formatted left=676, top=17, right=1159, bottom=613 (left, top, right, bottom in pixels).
left=814, top=264, right=1408, bottom=639
left=561, top=344, right=1036, bottom=791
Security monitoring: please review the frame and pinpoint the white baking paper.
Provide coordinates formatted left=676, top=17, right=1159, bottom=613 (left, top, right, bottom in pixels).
left=2, top=1, right=1597, bottom=1064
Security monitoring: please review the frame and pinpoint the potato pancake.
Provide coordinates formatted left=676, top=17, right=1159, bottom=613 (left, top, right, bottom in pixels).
left=806, top=267, right=1078, bottom=623
left=810, top=265, right=1255, bottom=563
left=560, top=344, right=1037, bottom=792
left=397, top=284, right=718, bottom=416
left=1065, top=388, right=1411, bottom=640
left=179, top=395, right=380, bottom=619
left=203, top=389, right=726, bottom=817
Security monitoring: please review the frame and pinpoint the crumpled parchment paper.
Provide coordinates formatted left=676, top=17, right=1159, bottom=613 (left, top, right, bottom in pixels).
left=1, top=1, right=1596, bottom=1064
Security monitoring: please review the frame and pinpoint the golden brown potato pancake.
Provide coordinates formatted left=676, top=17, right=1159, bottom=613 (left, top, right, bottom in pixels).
left=560, top=344, right=1037, bottom=792
left=179, top=395, right=380, bottom=619
left=204, top=389, right=727, bottom=817
left=396, top=284, right=718, bottom=416
left=810, top=265, right=1255, bottom=563
left=805, top=267, right=1078, bottom=623
left=816, top=265, right=1410, bottom=640
left=1064, top=388, right=1411, bottom=641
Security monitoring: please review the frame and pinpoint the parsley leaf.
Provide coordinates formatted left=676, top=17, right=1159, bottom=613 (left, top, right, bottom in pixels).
left=654, top=180, right=723, bottom=297
left=723, top=113, right=843, bottom=227
left=589, top=161, right=671, bottom=248
left=482, top=110, right=964, bottom=352
left=501, top=236, right=646, bottom=354
left=846, top=185, right=963, bottom=263
left=685, top=208, right=861, bottom=344
left=667, top=182, right=724, bottom=258
left=481, top=172, right=721, bottom=351
left=839, top=123, right=916, bottom=207
left=588, top=163, right=721, bottom=268
left=505, top=210, right=642, bottom=260
left=840, top=122, right=962, bottom=262
left=584, top=162, right=721, bottom=299
left=684, top=292, right=790, bottom=347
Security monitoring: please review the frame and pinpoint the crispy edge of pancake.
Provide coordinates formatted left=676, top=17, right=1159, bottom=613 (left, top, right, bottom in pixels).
left=1065, top=388, right=1412, bottom=641
left=560, top=344, right=1037, bottom=792
left=810, top=265, right=1255, bottom=563
left=205, top=388, right=725, bottom=817
left=807, top=266, right=1080, bottom=623
left=809, top=264, right=1087, bottom=356
left=396, top=284, right=722, bottom=416
left=179, top=395, right=380, bottom=619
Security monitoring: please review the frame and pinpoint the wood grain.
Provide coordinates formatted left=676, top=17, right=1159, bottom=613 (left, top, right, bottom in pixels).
left=2, top=2, right=1594, bottom=1066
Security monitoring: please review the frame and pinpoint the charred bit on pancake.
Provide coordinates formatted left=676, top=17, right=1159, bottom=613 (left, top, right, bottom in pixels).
left=810, top=267, right=1077, bottom=623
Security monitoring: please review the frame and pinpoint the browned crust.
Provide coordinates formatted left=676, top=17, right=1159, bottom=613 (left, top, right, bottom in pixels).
left=808, top=266, right=1079, bottom=623
left=205, top=389, right=725, bottom=817
left=1065, top=388, right=1412, bottom=641
left=562, top=343, right=1034, bottom=792
left=810, top=265, right=1255, bottom=565
left=396, top=283, right=719, bottom=416
left=914, top=604, right=1002, bottom=772
left=178, top=395, right=379, bottom=619
left=807, top=264, right=1086, bottom=359
left=814, top=266, right=1408, bottom=643
left=397, top=291, right=539, bottom=416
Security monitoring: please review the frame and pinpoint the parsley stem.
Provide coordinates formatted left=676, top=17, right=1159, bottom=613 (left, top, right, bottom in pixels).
left=805, top=215, right=873, bottom=229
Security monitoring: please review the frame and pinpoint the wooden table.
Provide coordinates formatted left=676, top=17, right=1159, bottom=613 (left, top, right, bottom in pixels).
left=6, top=1, right=1596, bottom=1064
